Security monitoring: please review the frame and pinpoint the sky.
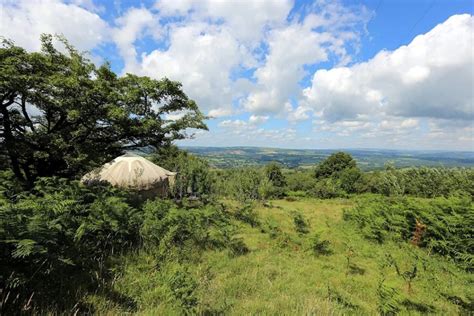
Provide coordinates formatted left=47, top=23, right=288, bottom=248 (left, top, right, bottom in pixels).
left=2, top=0, right=473, bottom=150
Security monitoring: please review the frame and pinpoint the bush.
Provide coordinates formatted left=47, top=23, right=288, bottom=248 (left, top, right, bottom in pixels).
left=264, top=162, right=286, bottom=187
left=308, top=233, right=332, bottom=256
left=234, top=204, right=260, bottom=227
left=310, top=178, right=346, bottom=199
left=344, top=195, right=474, bottom=270
left=293, top=211, right=310, bottom=234
left=0, top=178, right=140, bottom=312
left=167, top=266, right=199, bottom=311
left=225, top=168, right=263, bottom=202
left=152, top=146, right=214, bottom=199
left=141, top=200, right=234, bottom=261
left=364, top=167, right=474, bottom=198
left=285, top=170, right=317, bottom=192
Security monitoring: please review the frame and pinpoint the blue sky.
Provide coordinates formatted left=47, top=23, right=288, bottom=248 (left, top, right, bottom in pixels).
left=2, top=0, right=473, bottom=150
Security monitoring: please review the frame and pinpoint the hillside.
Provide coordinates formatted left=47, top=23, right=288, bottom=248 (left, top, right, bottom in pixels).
left=89, top=197, right=473, bottom=314
left=183, top=146, right=474, bottom=170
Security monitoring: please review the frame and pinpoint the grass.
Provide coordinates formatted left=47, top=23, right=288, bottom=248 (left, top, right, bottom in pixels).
left=88, top=197, right=473, bottom=314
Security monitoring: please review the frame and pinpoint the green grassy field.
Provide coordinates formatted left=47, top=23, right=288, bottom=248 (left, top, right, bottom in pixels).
left=89, top=197, right=473, bottom=315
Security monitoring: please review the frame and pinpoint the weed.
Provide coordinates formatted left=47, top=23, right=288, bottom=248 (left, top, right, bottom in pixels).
left=292, top=211, right=310, bottom=234
left=376, top=278, right=400, bottom=315
left=308, top=233, right=332, bottom=256
left=228, top=237, right=250, bottom=257
left=234, top=204, right=260, bottom=227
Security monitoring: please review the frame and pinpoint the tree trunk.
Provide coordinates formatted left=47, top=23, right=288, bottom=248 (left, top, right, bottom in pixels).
left=1, top=101, right=25, bottom=182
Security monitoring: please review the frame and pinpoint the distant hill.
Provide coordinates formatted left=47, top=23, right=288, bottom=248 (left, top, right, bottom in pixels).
left=181, top=146, right=474, bottom=170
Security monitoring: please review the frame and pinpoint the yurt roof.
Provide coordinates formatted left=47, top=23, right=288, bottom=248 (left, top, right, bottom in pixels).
left=82, top=153, right=176, bottom=190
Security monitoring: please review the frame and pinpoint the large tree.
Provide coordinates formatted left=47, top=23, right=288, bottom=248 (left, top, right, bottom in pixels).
left=0, top=35, right=207, bottom=185
left=314, top=152, right=357, bottom=179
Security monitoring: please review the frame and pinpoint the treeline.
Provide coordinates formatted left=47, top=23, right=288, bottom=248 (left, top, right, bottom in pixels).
left=157, top=149, right=473, bottom=201
left=286, top=164, right=474, bottom=199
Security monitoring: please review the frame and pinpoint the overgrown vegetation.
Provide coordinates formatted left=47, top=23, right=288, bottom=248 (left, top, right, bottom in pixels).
left=344, top=194, right=474, bottom=270
left=0, top=175, right=242, bottom=313
left=1, top=37, right=473, bottom=314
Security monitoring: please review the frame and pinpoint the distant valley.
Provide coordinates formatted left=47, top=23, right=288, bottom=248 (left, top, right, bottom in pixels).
left=182, top=146, right=474, bottom=170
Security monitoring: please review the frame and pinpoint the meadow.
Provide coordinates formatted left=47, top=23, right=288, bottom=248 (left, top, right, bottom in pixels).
left=87, top=197, right=473, bottom=314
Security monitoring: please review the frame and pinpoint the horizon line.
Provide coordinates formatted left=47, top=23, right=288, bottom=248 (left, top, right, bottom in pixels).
left=178, top=144, right=474, bottom=153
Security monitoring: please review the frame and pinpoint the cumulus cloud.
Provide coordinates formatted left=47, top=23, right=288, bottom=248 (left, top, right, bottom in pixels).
left=136, top=23, right=244, bottom=114
left=124, top=0, right=371, bottom=117
left=243, top=1, right=372, bottom=114
left=217, top=118, right=297, bottom=144
left=1, top=0, right=109, bottom=51
left=249, top=115, right=269, bottom=125
left=285, top=103, right=313, bottom=122
left=2, top=0, right=471, bottom=149
left=113, top=7, right=158, bottom=72
left=155, top=0, right=292, bottom=43
left=124, top=0, right=293, bottom=116
left=219, top=115, right=268, bottom=129
left=304, top=14, right=474, bottom=122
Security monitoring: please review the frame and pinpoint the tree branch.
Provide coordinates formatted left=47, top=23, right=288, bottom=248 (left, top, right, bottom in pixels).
left=19, top=95, right=36, bottom=132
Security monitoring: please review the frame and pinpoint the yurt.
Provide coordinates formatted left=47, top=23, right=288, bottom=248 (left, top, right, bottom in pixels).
left=82, top=153, right=176, bottom=197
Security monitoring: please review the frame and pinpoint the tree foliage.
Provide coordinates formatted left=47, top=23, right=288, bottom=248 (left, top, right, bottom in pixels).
left=0, top=36, right=207, bottom=185
left=315, top=152, right=357, bottom=179
left=151, top=146, right=214, bottom=199
left=264, top=162, right=286, bottom=187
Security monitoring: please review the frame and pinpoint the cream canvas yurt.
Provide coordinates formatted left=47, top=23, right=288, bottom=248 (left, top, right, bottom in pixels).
left=82, top=153, right=176, bottom=197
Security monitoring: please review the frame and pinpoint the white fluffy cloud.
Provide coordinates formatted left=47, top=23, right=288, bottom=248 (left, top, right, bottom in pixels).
left=112, top=8, right=158, bottom=72
left=304, top=14, right=474, bottom=122
left=243, top=1, right=371, bottom=114
left=2, top=0, right=471, bottom=149
left=217, top=118, right=297, bottom=145
left=137, top=23, right=245, bottom=115
left=155, top=0, right=292, bottom=43
left=1, top=0, right=109, bottom=51
left=219, top=115, right=269, bottom=129
left=249, top=115, right=269, bottom=125
left=124, top=0, right=294, bottom=116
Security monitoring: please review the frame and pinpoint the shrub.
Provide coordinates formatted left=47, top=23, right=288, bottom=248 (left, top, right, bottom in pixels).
left=344, top=195, right=474, bottom=270
left=285, top=170, right=317, bottom=192
left=364, top=167, right=474, bottom=198
left=264, top=162, right=286, bottom=187
left=141, top=200, right=235, bottom=261
left=167, top=266, right=199, bottom=311
left=152, top=146, right=214, bottom=199
left=0, top=178, right=140, bottom=312
left=228, top=237, right=250, bottom=257
left=233, top=204, right=260, bottom=227
left=226, top=168, right=263, bottom=202
left=293, top=211, right=310, bottom=234
left=310, top=178, right=346, bottom=199
left=308, top=233, right=332, bottom=256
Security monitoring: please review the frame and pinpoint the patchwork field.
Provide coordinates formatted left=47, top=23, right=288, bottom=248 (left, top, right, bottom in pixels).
left=183, top=146, right=474, bottom=170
